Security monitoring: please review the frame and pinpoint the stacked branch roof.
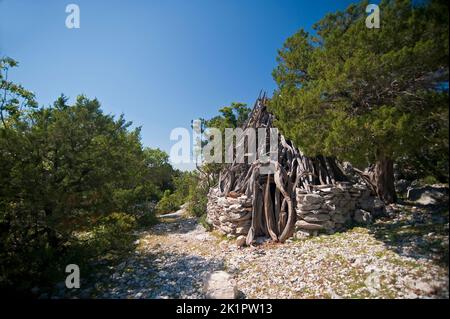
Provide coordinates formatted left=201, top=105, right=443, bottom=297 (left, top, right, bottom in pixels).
left=206, top=95, right=383, bottom=244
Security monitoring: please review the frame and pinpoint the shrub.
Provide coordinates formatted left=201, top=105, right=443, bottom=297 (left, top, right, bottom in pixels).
left=198, top=214, right=212, bottom=231
left=156, top=190, right=182, bottom=214
left=420, top=175, right=440, bottom=186
left=186, top=182, right=209, bottom=217
left=136, top=211, right=159, bottom=228
left=91, top=212, right=137, bottom=253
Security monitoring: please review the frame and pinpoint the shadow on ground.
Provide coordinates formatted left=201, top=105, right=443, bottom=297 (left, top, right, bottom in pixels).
left=64, top=249, right=225, bottom=299
left=367, top=202, right=449, bottom=266
left=152, top=217, right=200, bottom=235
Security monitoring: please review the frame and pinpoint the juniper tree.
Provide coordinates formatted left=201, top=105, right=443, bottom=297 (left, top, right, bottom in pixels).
left=269, top=0, right=449, bottom=203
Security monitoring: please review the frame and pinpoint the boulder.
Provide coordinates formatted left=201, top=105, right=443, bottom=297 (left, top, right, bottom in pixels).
left=372, top=198, right=386, bottom=217
left=407, top=185, right=449, bottom=205
left=236, top=235, right=246, bottom=247
left=353, top=209, right=372, bottom=224
left=359, top=198, right=375, bottom=211
left=294, top=230, right=313, bottom=239
left=203, top=271, right=238, bottom=299
left=359, top=197, right=385, bottom=216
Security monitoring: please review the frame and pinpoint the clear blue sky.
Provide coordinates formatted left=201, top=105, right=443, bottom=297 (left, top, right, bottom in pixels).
left=0, top=0, right=357, bottom=169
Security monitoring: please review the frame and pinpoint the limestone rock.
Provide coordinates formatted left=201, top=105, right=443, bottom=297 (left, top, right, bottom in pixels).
left=302, top=213, right=330, bottom=223
left=235, top=226, right=250, bottom=235
left=407, top=185, right=449, bottom=205
left=353, top=209, right=372, bottom=224
left=295, top=220, right=324, bottom=230
left=203, top=271, right=238, bottom=299
left=236, top=235, right=246, bottom=247
left=298, top=193, right=324, bottom=205
left=297, top=203, right=323, bottom=211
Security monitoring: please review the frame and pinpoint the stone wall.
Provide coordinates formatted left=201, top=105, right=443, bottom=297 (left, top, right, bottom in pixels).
left=206, top=188, right=253, bottom=236
left=294, top=182, right=384, bottom=238
left=207, top=182, right=385, bottom=240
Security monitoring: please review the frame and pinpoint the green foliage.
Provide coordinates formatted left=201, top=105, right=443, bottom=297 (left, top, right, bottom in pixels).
left=185, top=172, right=209, bottom=217
left=0, top=57, right=38, bottom=125
left=154, top=170, right=195, bottom=214
left=269, top=0, right=449, bottom=182
left=204, top=102, right=250, bottom=131
left=155, top=169, right=210, bottom=220
left=143, top=147, right=176, bottom=200
left=136, top=211, right=159, bottom=228
left=187, top=184, right=209, bottom=217
left=0, top=58, right=176, bottom=293
left=88, top=212, right=137, bottom=254
left=156, top=189, right=183, bottom=214
left=198, top=214, right=212, bottom=232
left=155, top=170, right=206, bottom=215
left=198, top=102, right=251, bottom=175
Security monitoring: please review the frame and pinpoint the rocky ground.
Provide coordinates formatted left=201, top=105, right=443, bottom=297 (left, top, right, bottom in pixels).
left=56, top=201, right=448, bottom=299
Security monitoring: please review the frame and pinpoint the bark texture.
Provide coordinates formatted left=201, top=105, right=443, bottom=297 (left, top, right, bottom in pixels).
left=215, top=94, right=348, bottom=243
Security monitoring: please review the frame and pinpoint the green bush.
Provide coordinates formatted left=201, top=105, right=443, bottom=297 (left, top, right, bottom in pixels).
left=0, top=58, right=181, bottom=295
left=136, top=211, right=159, bottom=228
left=68, top=213, right=137, bottom=267
left=186, top=182, right=209, bottom=217
left=198, top=214, right=212, bottom=231
left=156, top=190, right=182, bottom=214
left=420, top=175, right=440, bottom=186
left=92, top=213, right=136, bottom=251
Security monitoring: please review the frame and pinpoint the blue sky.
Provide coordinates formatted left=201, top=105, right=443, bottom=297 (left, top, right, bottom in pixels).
left=0, top=0, right=357, bottom=169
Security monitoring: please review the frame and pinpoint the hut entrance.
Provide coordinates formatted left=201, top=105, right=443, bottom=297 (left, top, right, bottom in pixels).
left=255, top=174, right=282, bottom=241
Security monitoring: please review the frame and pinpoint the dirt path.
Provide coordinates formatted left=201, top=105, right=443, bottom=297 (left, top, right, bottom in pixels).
left=59, top=203, right=448, bottom=299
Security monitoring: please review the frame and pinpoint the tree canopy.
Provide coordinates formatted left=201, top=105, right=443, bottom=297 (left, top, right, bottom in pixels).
left=269, top=0, right=449, bottom=202
left=0, top=58, right=176, bottom=293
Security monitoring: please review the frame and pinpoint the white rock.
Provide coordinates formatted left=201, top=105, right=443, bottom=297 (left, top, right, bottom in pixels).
left=219, top=215, right=228, bottom=223
left=203, top=271, right=238, bottom=299
left=302, top=213, right=330, bottom=223
left=235, top=226, right=250, bottom=235
left=300, top=194, right=324, bottom=205
left=236, top=235, right=246, bottom=247
left=407, top=185, right=449, bottom=205
left=294, top=230, right=311, bottom=239
left=295, top=220, right=324, bottom=230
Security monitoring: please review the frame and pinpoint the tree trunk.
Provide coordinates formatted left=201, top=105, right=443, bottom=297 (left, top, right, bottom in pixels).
left=371, top=157, right=397, bottom=204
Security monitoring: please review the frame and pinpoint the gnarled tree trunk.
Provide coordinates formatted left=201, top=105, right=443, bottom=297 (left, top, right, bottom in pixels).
left=371, top=157, right=397, bottom=204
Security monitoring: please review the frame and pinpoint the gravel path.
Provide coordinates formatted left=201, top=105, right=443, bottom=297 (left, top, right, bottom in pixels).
left=59, top=202, right=448, bottom=299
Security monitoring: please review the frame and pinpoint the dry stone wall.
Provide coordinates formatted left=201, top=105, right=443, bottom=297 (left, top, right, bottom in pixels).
left=294, top=182, right=384, bottom=238
left=206, top=182, right=385, bottom=240
left=206, top=188, right=253, bottom=236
